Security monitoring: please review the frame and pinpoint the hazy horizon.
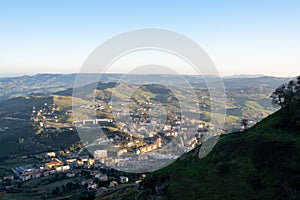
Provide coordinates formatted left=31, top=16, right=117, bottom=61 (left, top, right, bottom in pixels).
left=0, top=72, right=295, bottom=79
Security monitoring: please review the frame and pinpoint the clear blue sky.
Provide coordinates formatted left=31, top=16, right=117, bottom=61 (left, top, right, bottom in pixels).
left=0, top=0, right=299, bottom=76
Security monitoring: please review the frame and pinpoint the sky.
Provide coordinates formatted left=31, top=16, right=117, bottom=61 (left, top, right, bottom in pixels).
left=0, top=0, right=299, bottom=77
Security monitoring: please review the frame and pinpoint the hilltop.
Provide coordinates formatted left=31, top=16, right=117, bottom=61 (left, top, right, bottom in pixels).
left=138, top=101, right=300, bottom=200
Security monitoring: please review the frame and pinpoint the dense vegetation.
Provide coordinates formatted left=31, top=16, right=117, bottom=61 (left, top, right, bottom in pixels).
left=271, top=76, right=300, bottom=111
left=271, top=76, right=300, bottom=130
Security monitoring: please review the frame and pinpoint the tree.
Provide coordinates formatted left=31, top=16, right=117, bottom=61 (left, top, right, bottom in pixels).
left=61, top=184, right=66, bottom=192
left=66, top=182, right=74, bottom=191
left=52, top=187, right=60, bottom=195
left=270, top=76, right=300, bottom=113
left=296, top=76, right=300, bottom=97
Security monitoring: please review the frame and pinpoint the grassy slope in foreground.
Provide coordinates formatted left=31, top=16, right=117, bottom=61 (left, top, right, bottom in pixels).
left=140, top=102, right=300, bottom=200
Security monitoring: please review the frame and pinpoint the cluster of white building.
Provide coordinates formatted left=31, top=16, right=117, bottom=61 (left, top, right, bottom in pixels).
left=12, top=164, right=70, bottom=182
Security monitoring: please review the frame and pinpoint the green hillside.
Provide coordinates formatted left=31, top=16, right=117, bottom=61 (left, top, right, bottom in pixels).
left=139, top=101, right=300, bottom=200
left=0, top=96, right=81, bottom=157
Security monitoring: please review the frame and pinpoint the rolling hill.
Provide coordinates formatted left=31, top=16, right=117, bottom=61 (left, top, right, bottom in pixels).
left=0, top=73, right=291, bottom=102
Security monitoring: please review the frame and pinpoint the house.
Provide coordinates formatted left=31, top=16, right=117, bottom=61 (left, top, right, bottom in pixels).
left=135, top=180, right=142, bottom=187
left=145, top=131, right=155, bottom=138
left=198, top=123, right=205, bottom=129
left=88, top=158, right=95, bottom=168
left=3, top=175, right=14, bottom=181
left=45, top=158, right=63, bottom=169
left=98, top=174, right=108, bottom=181
left=164, top=130, right=178, bottom=137
left=82, top=179, right=94, bottom=186
left=12, top=165, right=42, bottom=182
left=66, top=173, right=75, bottom=178
left=55, top=165, right=70, bottom=172
left=77, top=160, right=84, bottom=167
left=79, top=155, right=90, bottom=163
left=136, top=137, right=162, bottom=154
left=117, top=149, right=127, bottom=157
left=62, top=165, right=71, bottom=171
left=87, top=183, right=98, bottom=191
left=120, top=176, right=129, bottom=183
left=163, top=125, right=172, bottom=131
left=109, top=181, right=118, bottom=187
left=45, top=152, right=56, bottom=158
left=66, top=158, right=77, bottom=167
left=94, top=150, right=107, bottom=159
left=32, top=171, right=41, bottom=179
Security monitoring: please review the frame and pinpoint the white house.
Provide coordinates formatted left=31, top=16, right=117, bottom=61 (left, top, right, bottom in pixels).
left=120, top=176, right=129, bottom=183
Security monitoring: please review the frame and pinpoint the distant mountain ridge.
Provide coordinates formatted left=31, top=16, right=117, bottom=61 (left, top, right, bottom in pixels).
left=0, top=73, right=291, bottom=102
left=224, top=74, right=267, bottom=78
